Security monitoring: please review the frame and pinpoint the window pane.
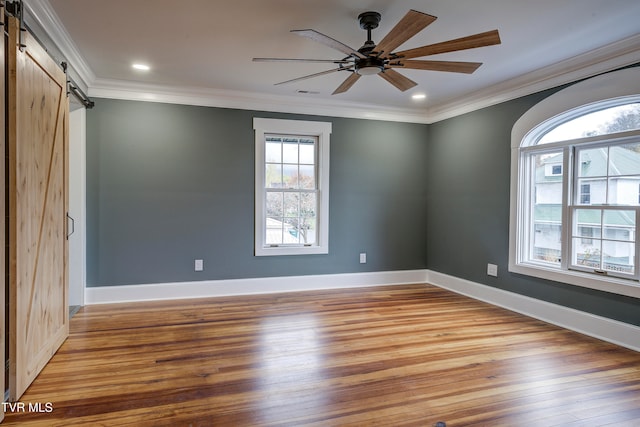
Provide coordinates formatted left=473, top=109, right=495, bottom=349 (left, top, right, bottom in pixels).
left=278, top=217, right=317, bottom=245
left=608, top=179, right=640, bottom=206
left=609, top=142, right=640, bottom=176
left=299, top=142, right=315, bottom=164
left=282, top=141, right=298, bottom=164
left=573, top=237, right=601, bottom=270
left=283, top=192, right=299, bottom=217
left=539, top=103, right=640, bottom=144
left=266, top=192, right=283, bottom=217
left=299, top=165, right=315, bottom=189
left=572, top=208, right=602, bottom=270
left=300, top=192, right=317, bottom=217
left=282, top=217, right=302, bottom=244
left=603, top=240, right=635, bottom=274
left=533, top=223, right=562, bottom=263
left=283, top=164, right=298, bottom=188
left=265, top=164, right=282, bottom=188
left=266, top=217, right=284, bottom=245
left=577, top=147, right=607, bottom=178
left=608, top=142, right=640, bottom=206
left=575, top=209, right=601, bottom=236
left=301, top=223, right=316, bottom=244
left=603, top=210, right=635, bottom=241
left=265, top=141, right=281, bottom=163
left=531, top=152, right=563, bottom=265
left=286, top=216, right=316, bottom=245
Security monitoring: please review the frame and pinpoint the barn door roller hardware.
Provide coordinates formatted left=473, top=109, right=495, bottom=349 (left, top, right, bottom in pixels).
left=5, top=1, right=95, bottom=109
left=5, top=0, right=26, bottom=51
left=62, top=61, right=95, bottom=109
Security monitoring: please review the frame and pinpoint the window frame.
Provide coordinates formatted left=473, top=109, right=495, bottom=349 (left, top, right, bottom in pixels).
left=509, top=67, right=640, bottom=299
left=254, top=118, right=331, bottom=256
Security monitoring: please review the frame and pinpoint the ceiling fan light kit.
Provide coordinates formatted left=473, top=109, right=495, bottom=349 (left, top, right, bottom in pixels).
left=253, top=9, right=501, bottom=95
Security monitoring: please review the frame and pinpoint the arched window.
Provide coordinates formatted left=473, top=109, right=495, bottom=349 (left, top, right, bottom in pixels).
left=509, top=68, right=640, bottom=298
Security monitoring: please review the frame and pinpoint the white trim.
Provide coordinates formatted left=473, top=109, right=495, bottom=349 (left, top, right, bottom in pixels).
left=509, top=68, right=640, bottom=298
left=68, top=108, right=86, bottom=307
left=428, top=34, right=640, bottom=123
left=253, top=118, right=331, bottom=256
left=89, top=78, right=432, bottom=124
left=85, top=269, right=429, bottom=304
left=427, top=270, right=640, bottom=352
left=512, top=68, right=640, bottom=145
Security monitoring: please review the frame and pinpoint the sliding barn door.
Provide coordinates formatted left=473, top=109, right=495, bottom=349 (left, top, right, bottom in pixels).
left=7, top=16, right=69, bottom=401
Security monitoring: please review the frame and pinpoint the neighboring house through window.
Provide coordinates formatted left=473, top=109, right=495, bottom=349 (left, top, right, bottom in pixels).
left=510, top=67, right=640, bottom=298
left=254, top=118, right=331, bottom=256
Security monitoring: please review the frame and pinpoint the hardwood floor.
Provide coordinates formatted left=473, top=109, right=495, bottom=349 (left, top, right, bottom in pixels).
left=4, top=284, right=640, bottom=426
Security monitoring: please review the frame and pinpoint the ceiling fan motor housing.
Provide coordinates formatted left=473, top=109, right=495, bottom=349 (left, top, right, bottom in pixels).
left=355, top=56, right=385, bottom=75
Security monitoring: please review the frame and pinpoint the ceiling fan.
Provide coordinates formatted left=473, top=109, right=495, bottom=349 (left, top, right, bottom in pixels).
left=253, top=9, right=501, bottom=95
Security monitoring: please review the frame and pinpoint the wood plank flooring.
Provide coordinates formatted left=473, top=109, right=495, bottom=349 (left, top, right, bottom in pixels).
left=4, top=284, right=640, bottom=426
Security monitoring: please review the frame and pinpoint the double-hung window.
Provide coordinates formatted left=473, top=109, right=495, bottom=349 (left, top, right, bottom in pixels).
left=510, top=67, right=640, bottom=298
left=254, top=118, right=331, bottom=256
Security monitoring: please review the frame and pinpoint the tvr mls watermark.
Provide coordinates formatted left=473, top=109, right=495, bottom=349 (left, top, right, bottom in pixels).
left=2, top=401, right=54, bottom=413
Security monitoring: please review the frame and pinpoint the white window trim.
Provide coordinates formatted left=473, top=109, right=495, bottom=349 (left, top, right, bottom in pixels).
left=509, top=67, right=640, bottom=299
left=254, top=117, right=331, bottom=256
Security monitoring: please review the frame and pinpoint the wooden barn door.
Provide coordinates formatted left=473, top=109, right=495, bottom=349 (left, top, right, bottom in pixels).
left=7, top=16, right=69, bottom=401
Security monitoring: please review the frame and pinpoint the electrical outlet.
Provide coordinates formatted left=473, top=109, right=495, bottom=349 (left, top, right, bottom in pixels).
left=195, top=259, right=204, bottom=272
left=359, top=253, right=367, bottom=264
left=487, top=263, right=498, bottom=277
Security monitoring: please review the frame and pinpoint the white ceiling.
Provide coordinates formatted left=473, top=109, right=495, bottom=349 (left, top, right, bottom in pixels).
left=33, top=0, right=640, bottom=122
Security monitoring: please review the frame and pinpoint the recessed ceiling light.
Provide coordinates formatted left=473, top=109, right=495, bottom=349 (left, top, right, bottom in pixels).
left=132, top=63, right=150, bottom=71
left=412, top=93, right=427, bottom=101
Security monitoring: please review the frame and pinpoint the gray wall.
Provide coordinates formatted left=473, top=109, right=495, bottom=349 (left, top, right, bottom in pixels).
left=86, top=88, right=640, bottom=327
left=426, top=87, right=640, bottom=327
left=86, top=98, right=429, bottom=286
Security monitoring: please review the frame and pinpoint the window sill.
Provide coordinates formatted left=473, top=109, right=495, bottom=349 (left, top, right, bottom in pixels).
left=509, top=261, right=640, bottom=299
left=255, top=245, right=329, bottom=257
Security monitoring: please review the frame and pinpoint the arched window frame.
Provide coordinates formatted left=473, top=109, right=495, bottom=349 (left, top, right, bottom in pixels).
left=509, top=67, right=640, bottom=298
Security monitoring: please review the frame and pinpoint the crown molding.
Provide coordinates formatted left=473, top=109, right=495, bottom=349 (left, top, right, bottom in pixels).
left=28, top=0, right=640, bottom=123
left=88, top=78, right=433, bottom=123
left=88, top=33, right=640, bottom=123
left=23, top=0, right=96, bottom=89
left=426, top=33, right=640, bottom=122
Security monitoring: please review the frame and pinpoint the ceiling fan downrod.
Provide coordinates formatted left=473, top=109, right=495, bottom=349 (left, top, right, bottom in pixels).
left=358, top=11, right=381, bottom=50
left=356, top=11, right=384, bottom=75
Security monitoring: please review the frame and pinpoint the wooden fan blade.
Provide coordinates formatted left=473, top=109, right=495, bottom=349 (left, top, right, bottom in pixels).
left=375, top=9, right=437, bottom=57
left=394, top=29, right=501, bottom=60
left=389, top=60, right=482, bottom=74
left=254, top=58, right=351, bottom=64
left=274, top=68, right=346, bottom=86
left=332, top=73, right=361, bottom=95
left=378, top=69, right=418, bottom=92
left=292, top=29, right=366, bottom=59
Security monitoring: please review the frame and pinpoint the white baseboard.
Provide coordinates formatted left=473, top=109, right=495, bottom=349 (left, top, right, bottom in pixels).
left=84, top=268, right=639, bottom=352
left=84, top=269, right=430, bottom=305
left=427, top=270, right=640, bottom=352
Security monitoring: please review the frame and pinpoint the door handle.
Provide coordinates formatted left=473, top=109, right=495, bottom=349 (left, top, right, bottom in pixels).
left=66, top=212, right=75, bottom=240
